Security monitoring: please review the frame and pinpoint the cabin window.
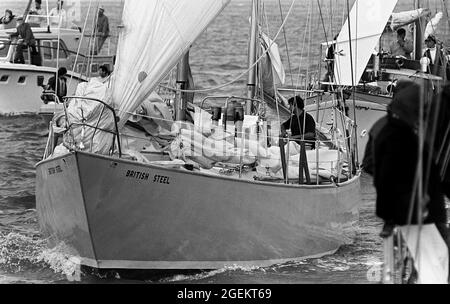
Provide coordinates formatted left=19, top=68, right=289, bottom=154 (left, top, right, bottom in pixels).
left=18, top=76, right=27, bottom=84
left=76, top=63, right=85, bottom=74
left=91, top=63, right=99, bottom=73
left=0, top=40, right=10, bottom=58
left=52, top=40, right=69, bottom=59
left=42, top=41, right=52, bottom=60
left=0, top=75, right=9, bottom=82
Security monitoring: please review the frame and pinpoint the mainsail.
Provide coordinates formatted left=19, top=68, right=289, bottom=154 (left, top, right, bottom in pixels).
left=334, top=0, right=399, bottom=86
left=112, top=0, right=230, bottom=127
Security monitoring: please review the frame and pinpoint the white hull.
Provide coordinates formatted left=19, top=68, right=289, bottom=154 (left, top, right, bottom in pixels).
left=36, top=151, right=361, bottom=269
left=0, top=64, right=83, bottom=114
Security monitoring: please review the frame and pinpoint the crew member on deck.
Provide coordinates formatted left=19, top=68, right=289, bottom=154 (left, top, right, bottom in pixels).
left=423, top=34, right=447, bottom=67
left=389, top=28, right=413, bottom=59
left=320, top=34, right=338, bottom=92
left=281, top=96, right=317, bottom=149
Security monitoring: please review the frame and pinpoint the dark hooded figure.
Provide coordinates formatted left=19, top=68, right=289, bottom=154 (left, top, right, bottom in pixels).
left=372, top=80, right=447, bottom=231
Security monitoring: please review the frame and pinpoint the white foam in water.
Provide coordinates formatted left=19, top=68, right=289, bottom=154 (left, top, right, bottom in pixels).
left=0, top=232, right=82, bottom=281
left=159, top=264, right=265, bottom=283
left=37, top=243, right=82, bottom=282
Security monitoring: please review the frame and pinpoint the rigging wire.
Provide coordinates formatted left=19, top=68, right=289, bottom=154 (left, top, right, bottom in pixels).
left=159, top=0, right=298, bottom=94
left=67, top=0, right=95, bottom=90
left=277, top=0, right=294, bottom=87
left=294, top=0, right=312, bottom=92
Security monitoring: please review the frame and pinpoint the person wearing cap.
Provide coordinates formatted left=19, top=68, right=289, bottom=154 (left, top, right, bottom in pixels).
left=49, top=0, right=67, bottom=28
left=389, top=28, right=413, bottom=59
left=0, top=9, right=17, bottom=30
left=281, top=96, right=317, bottom=149
left=424, top=35, right=446, bottom=66
left=10, top=15, right=37, bottom=64
left=94, top=7, right=110, bottom=55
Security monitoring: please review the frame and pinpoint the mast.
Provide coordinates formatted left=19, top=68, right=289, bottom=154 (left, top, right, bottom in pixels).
left=246, top=0, right=259, bottom=115
left=175, top=51, right=190, bottom=121
left=414, top=0, right=423, bottom=60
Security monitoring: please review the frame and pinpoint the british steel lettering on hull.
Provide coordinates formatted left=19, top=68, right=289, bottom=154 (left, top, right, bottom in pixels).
left=125, top=170, right=150, bottom=181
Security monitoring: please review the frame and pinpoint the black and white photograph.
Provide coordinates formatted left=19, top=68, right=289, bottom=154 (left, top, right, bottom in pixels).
left=0, top=0, right=449, bottom=291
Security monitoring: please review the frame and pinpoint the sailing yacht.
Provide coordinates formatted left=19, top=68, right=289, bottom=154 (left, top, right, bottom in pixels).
left=270, top=0, right=448, bottom=162
left=35, top=0, right=361, bottom=271
left=0, top=0, right=114, bottom=115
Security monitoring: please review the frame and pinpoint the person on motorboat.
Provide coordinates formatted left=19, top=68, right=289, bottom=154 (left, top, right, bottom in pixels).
left=281, top=96, right=317, bottom=149
left=45, top=67, right=68, bottom=102
left=10, top=16, right=37, bottom=64
left=28, top=0, right=46, bottom=26
left=94, top=7, right=110, bottom=55
left=389, top=28, right=413, bottom=59
left=0, top=9, right=17, bottom=30
left=96, top=64, right=111, bottom=83
left=29, top=0, right=45, bottom=16
left=49, top=0, right=67, bottom=28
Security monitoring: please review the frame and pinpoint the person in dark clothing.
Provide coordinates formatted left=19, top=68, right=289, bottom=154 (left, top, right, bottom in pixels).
left=320, top=34, right=338, bottom=92
left=94, top=7, right=110, bottom=55
left=373, top=80, right=448, bottom=230
left=10, top=16, right=37, bottom=64
left=45, top=67, right=68, bottom=102
left=281, top=96, right=317, bottom=149
left=361, top=116, right=388, bottom=176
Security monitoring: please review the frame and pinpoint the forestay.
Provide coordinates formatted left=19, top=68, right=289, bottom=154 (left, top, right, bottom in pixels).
left=112, top=0, right=231, bottom=128
left=334, top=0, right=399, bottom=86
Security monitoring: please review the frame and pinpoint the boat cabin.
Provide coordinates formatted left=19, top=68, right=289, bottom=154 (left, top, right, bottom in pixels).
left=0, top=26, right=114, bottom=77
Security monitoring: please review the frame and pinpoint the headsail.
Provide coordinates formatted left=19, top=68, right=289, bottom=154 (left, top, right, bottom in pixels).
left=113, top=0, right=230, bottom=127
left=260, top=31, right=286, bottom=97
left=333, top=0, right=399, bottom=86
left=424, top=12, right=444, bottom=40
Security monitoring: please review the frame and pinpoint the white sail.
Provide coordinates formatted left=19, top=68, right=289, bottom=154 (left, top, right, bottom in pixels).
left=400, top=225, right=449, bottom=284
left=113, top=0, right=230, bottom=127
left=334, top=0, right=399, bottom=86
left=261, top=32, right=286, bottom=85
left=424, top=12, right=444, bottom=40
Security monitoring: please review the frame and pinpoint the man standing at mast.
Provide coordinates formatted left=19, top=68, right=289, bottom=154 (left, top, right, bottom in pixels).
left=95, top=7, right=110, bottom=55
